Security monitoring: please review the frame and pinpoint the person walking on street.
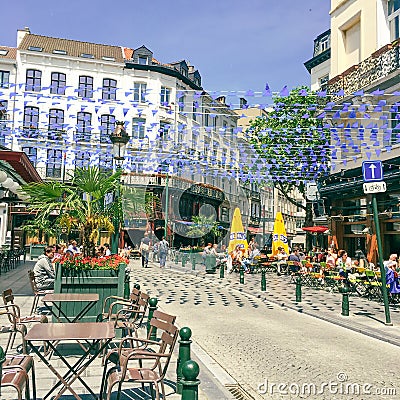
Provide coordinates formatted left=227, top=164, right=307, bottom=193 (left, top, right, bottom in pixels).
left=33, top=246, right=56, bottom=290
left=140, top=232, right=151, bottom=268
left=158, top=237, right=169, bottom=268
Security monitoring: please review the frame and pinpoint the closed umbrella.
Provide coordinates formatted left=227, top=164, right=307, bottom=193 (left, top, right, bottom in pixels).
left=272, top=212, right=289, bottom=256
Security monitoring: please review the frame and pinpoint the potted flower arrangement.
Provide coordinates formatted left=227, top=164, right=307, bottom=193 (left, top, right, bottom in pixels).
left=59, top=254, right=128, bottom=272
left=54, top=254, right=129, bottom=322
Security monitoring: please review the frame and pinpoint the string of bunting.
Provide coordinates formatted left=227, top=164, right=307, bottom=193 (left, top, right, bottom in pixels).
left=1, top=84, right=400, bottom=183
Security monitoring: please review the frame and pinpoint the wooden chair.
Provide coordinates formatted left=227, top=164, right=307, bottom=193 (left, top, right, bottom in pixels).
left=101, top=318, right=179, bottom=400
left=1, top=368, right=30, bottom=400
left=27, top=270, right=53, bottom=315
left=3, top=354, right=36, bottom=400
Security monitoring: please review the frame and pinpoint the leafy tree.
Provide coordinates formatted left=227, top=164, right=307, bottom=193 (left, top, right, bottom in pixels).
left=21, top=218, right=59, bottom=244
left=186, top=214, right=222, bottom=246
left=247, top=86, right=329, bottom=230
left=22, top=166, right=122, bottom=256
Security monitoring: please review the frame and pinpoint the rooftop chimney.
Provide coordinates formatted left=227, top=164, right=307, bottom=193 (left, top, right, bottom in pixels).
left=17, top=27, right=30, bottom=47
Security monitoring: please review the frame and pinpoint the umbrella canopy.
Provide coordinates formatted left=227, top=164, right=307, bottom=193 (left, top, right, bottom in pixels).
left=228, top=208, right=248, bottom=253
left=271, top=212, right=289, bottom=256
left=302, top=226, right=329, bottom=233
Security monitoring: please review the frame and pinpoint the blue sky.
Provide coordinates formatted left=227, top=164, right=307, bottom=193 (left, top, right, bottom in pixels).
left=1, top=0, right=330, bottom=94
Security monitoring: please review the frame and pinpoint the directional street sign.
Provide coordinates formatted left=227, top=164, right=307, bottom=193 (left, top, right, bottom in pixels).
left=363, top=181, right=387, bottom=194
left=362, top=160, right=383, bottom=182
left=306, top=182, right=319, bottom=201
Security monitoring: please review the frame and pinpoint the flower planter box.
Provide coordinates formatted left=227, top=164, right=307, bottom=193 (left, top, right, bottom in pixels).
left=54, top=263, right=127, bottom=322
left=30, top=244, right=47, bottom=260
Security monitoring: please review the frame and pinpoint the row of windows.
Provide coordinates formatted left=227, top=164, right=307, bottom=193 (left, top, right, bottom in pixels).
left=22, top=146, right=113, bottom=177
left=19, top=105, right=236, bottom=141
left=21, top=106, right=175, bottom=141
left=22, top=69, right=171, bottom=104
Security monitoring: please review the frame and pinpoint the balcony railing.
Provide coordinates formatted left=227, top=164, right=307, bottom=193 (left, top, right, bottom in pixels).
left=328, top=41, right=400, bottom=98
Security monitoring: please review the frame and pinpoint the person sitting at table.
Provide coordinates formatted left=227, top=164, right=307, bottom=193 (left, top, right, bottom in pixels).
left=326, top=248, right=337, bottom=269
left=103, top=243, right=111, bottom=256
left=33, top=246, right=55, bottom=290
left=96, top=246, right=105, bottom=258
left=67, top=240, right=81, bottom=256
left=384, top=254, right=398, bottom=272
left=337, top=250, right=352, bottom=285
left=52, top=243, right=64, bottom=264
left=231, top=244, right=248, bottom=272
left=288, top=248, right=301, bottom=263
left=276, top=246, right=288, bottom=275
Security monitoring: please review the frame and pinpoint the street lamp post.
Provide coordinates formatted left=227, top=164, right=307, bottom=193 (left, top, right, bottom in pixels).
left=109, top=121, right=129, bottom=255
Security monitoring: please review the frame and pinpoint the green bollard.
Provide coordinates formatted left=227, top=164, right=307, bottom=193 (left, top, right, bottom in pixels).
left=0, top=345, right=5, bottom=397
left=147, top=297, right=158, bottom=340
left=261, top=268, right=266, bottom=291
left=340, top=285, right=350, bottom=316
left=175, top=252, right=179, bottom=263
left=219, top=262, right=224, bottom=278
left=239, top=265, right=244, bottom=284
left=296, top=277, right=302, bottom=302
left=176, top=327, right=192, bottom=394
left=191, top=253, right=196, bottom=270
left=182, top=253, right=187, bottom=268
left=181, top=360, right=200, bottom=400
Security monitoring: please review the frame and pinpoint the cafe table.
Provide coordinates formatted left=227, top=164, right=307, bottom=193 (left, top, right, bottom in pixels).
left=25, top=321, right=115, bottom=400
left=42, top=293, right=99, bottom=323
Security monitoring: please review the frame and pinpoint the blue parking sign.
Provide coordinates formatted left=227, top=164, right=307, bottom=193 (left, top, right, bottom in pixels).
left=362, top=161, right=383, bottom=182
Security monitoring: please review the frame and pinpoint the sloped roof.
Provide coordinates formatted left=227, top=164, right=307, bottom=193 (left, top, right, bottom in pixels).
left=0, top=46, right=17, bottom=60
left=18, top=34, right=125, bottom=63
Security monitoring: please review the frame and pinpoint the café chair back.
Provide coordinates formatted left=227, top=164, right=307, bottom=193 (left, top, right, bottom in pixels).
left=102, top=319, right=179, bottom=400
left=97, top=287, right=141, bottom=323
left=27, top=270, right=53, bottom=315
left=1, top=368, right=30, bottom=400
left=0, top=304, right=28, bottom=354
left=3, top=354, right=36, bottom=400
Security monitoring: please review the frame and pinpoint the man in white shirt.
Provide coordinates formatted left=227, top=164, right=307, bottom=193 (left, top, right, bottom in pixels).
left=104, top=243, right=111, bottom=256
left=276, top=246, right=288, bottom=274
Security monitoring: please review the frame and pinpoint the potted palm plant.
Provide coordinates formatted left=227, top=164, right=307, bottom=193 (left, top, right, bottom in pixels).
left=22, top=166, right=128, bottom=321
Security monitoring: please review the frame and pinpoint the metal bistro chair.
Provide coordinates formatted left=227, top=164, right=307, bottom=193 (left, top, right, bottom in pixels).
left=3, top=354, right=36, bottom=400
left=101, top=315, right=179, bottom=400
left=1, top=367, right=31, bottom=400
left=101, top=310, right=177, bottom=398
left=0, top=304, right=28, bottom=354
left=27, top=270, right=54, bottom=315
left=96, top=287, right=141, bottom=323
left=2, top=289, right=47, bottom=354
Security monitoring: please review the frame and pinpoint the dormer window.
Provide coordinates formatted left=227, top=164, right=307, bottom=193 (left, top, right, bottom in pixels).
left=133, top=46, right=153, bottom=65
left=0, top=49, right=9, bottom=56
left=138, top=55, right=148, bottom=65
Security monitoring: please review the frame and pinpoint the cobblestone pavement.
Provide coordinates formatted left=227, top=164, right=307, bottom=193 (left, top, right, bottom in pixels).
left=0, top=260, right=230, bottom=399
left=132, top=260, right=400, bottom=400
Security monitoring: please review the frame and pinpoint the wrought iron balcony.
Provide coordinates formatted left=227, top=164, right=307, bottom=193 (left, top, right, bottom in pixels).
left=328, top=41, right=400, bottom=98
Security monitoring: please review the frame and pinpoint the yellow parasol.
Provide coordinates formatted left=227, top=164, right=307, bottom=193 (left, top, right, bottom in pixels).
left=228, top=208, right=248, bottom=253
left=271, top=211, right=289, bottom=256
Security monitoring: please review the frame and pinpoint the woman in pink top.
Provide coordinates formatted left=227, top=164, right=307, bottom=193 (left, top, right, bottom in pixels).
left=325, top=248, right=337, bottom=269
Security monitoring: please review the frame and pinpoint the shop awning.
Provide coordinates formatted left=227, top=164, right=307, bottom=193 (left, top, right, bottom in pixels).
left=248, top=226, right=264, bottom=234
left=302, top=226, right=329, bottom=233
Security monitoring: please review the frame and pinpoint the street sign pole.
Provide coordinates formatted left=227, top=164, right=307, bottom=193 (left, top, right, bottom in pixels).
left=372, top=195, right=392, bottom=325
